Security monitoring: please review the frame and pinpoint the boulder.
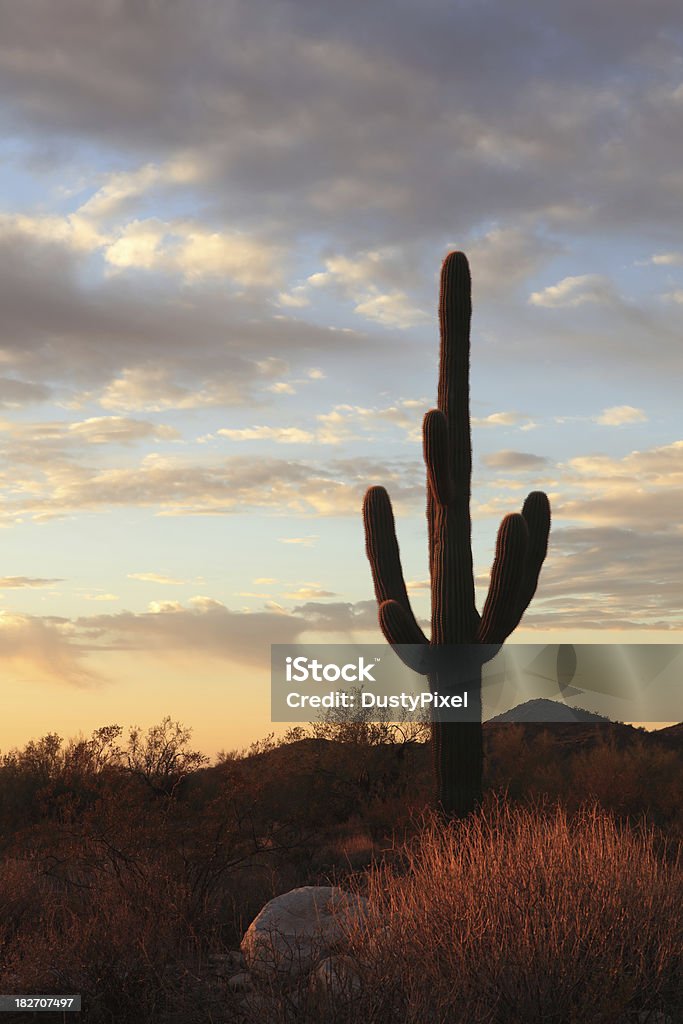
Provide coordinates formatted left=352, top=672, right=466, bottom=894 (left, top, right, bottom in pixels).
left=310, top=954, right=363, bottom=1000
left=241, top=885, right=368, bottom=978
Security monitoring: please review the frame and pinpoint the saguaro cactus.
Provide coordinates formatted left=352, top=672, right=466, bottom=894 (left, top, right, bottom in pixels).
left=363, top=252, right=550, bottom=818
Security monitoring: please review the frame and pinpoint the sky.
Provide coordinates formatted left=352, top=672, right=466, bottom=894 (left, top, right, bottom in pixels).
left=0, top=0, right=681, bottom=757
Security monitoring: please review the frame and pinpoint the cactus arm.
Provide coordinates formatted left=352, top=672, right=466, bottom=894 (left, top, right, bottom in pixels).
left=477, top=513, right=529, bottom=644
left=488, top=490, right=551, bottom=639
left=378, top=599, right=429, bottom=648
left=363, top=486, right=428, bottom=646
left=423, top=410, right=452, bottom=506
left=518, top=490, right=551, bottom=611
left=481, top=487, right=548, bottom=638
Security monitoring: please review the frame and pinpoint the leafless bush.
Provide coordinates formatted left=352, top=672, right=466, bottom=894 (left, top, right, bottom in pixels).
left=338, top=798, right=682, bottom=1024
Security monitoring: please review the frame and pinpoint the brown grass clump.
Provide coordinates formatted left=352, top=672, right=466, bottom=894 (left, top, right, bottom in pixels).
left=338, top=798, right=682, bottom=1024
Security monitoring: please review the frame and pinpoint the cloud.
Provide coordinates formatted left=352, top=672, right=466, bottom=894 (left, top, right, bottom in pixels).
left=406, top=579, right=430, bottom=592
left=285, top=249, right=429, bottom=327
left=210, top=399, right=436, bottom=448
left=103, top=218, right=280, bottom=287
left=647, top=252, right=683, bottom=266
left=464, top=225, right=561, bottom=297
left=101, top=218, right=165, bottom=270
left=472, top=411, right=537, bottom=431
left=2, top=0, right=683, bottom=264
left=595, top=405, right=648, bottom=426
left=0, top=210, right=106, bottom=254
left=73, top=596, right=382, bottom=668
left=4, top=201, right=279, bottom=304
left=529, top=274, right=616, bottom=309
left=0, top=611, right=101, bottom=687
left=352, top=290, right=428, bottom=328
left=0, top=416, right=180, bottom=470
left=477, top=439, right=683, bottom=529
left=0, top=452, right=422, bottom=523
left=216, top=426, right=315, bottom=444
left=481, top=450, right=550, bottom=470
left=0, top=225, right=375, bottom=408
left=78, top=157, right=206, bottom=220
left=128, top=573, right=187, bottom=585
left=316, top=400, right=427, bottom=443
left=278, top=536, right=318, bottom=546
left=277, top=288, right=311, bottom=308
left=0, top=596, right=384, bottom=690
left=0, top=377, right=51, bottom=408
left=521, top=525, right=683, bottom=630
left=471, top=434, right=683, bottom=628
left=73, top=600, right=306, bottom=667
left=567, top=441, right=683, bottom=488
left=96, top=367, right=246, bottom=412
left=0, top=577, right=62, bottom=588
left=282, top=584, right=337, bottom=600
left=290, top=600, right=380, bottom=634
left=556, top=490, right=682, bottom=533
left=67, top=416, right=180, bottom=444
left=2, top=6, right=683, bottom=415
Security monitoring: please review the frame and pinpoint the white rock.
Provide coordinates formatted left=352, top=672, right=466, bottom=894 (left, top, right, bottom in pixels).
left=241, top=885, right=368, bottom=979
left=310, top=954, right=362, bottom=1000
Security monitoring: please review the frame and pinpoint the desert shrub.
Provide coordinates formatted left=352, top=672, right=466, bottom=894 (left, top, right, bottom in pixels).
left=0, top=851, right=218, bottom=1023
left=483, top=727, right=683, bottom=839
left=560, top=736, right=683, bottom=834
left=336, top=798, right=683, bottom=1024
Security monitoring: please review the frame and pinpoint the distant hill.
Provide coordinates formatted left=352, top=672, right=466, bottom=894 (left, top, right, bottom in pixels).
left=483, top=701, right=683, bottom=755
left=486, top=699, right=612, bottom=724
left=190, top=704, right=681, bottom=806
left=645, top=721, right=683, bottom=751
left=653, top=722, right=683, bottom=737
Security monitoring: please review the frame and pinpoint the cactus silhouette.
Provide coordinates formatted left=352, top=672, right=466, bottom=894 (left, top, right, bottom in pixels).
left=363, top=251, right=551, bottom=818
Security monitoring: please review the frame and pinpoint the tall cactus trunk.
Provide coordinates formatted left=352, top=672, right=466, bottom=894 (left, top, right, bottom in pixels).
left=428, top=643, right=485, bottom=816
left=363, top=251, right=551, bottom=819
left=432, top=717, right=483, bottom=819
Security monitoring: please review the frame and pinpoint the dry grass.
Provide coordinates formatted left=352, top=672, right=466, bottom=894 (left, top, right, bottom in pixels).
left=0, top=850, right=223, bottom=1022
left=333, top=799, right=683, bottom=1024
